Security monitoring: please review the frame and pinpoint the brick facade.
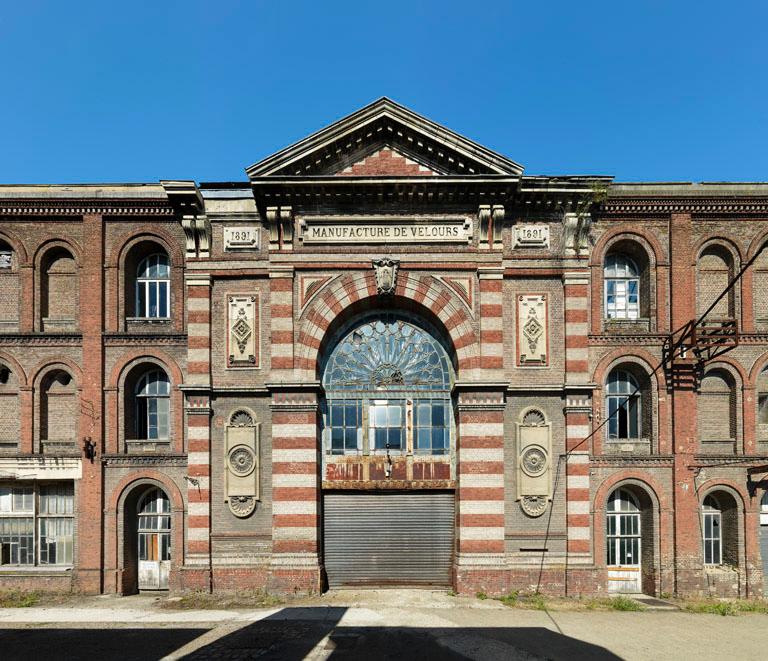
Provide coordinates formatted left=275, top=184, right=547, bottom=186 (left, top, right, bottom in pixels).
left=0, top=99, right=766, bottom=598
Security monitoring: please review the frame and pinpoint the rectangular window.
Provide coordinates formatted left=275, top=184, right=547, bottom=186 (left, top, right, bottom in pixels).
left=327, top=400, right=362, bottom=454
left=415, top=399, right=449, bottom=454
left=607, top=395, right=640, bottom=439
left=369, top=400, right=404, bottom=451
left=703, top=512, right=722, bottom=565
left=0, top=483, right=73, bottom=567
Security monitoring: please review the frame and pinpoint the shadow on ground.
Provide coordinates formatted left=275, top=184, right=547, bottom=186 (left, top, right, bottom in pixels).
left=183, top=607, right=621, bottom=660
left=0, top=627, right=207, bottom=661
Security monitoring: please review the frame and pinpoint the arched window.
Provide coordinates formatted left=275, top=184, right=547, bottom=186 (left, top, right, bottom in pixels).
left=606, top=368, right=641, bottom=440
left=0, top=363, right=19, bottom=450
left=40, top=247, right=78, bottom=331
left=134, top=370, right=170, bottom=440
left=322, top=313, right=453, bottom=455
left=137, top=487, right=171, bottom=589
left=40, top=370, right=77, bottom=447
left=136, top=254, right=170, bottom=318
left=697, top=246, right=734, bottom=318
left=0, top=241, right=19, bottom=332
left=757, top=367, right=768, bottom=437
left=606, top=488, right=641, bottom=566
left=702, top=495, right=722, bottom=565
left=604, top=254, right=640, bottom=320
left=698, top=369, right=736, bottom=444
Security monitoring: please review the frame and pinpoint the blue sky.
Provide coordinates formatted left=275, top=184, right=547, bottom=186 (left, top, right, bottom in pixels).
left=1, top=1, right=766, bottom=183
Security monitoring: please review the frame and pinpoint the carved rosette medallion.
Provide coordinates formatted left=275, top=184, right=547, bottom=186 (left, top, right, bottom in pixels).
left=521, top=446, right=547, bottom=477
left=520, top=495, right=548, bottom=517
left=228, top=495, right=256, bottom=518
left=228, top=445, right=256, bottom=477
left=373, top=258, right=399, bottom=295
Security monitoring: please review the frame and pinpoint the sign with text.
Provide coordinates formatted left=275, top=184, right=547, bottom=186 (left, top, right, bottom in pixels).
left=301, top=218, right=472, bottom=244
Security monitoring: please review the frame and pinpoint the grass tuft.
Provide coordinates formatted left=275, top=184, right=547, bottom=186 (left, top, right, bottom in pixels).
left=0, top=590, right=42, bottom=608
left=160, top=589, right=283, bottom=610
left=683, top=599, right=768, bottom=616
left=475, top=591, right=488, bottom=600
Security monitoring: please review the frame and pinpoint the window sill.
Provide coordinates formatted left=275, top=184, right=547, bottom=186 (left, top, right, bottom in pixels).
left=126, top=440, right=171, bottom=453
left=603, top=318, right=651, bottom=333
left=126, top=317, right=172, bottom=323
left=0, top=566, right=73, bottom=574
left=41, top=318, right=78, bottom=332
left=41, top=440, right=79, bottom=455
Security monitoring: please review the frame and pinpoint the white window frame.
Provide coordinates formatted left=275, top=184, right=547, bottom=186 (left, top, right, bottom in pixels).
left=135, top=253, right=170, bottom=319
left=606, top=368, right=642, bottom=440
left=702, top=495, right=723, bottom=566
left=604, top=254, right=640, bottom=320
left=0, top=483, right=74, bottom=567
left=134, top=369, right=170, bottom=441
left=606, top=488, right=641, bottom=567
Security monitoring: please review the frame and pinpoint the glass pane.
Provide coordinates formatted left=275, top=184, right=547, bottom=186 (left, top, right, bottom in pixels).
left=374, top=428, right=387, bottom=449
left=345, top=403, right=358, bottom=426
left=387, top=405, right=402, bottom=427
left=331, top=428, right=343, bottom=450
left=149, top=281, right=158, bottom=317
left=158, top=282, right=168, bottom=317
left=417, top=428, right=430, bottom=450
left=137, top=282, right=147, bottom=316
left=373, top=406, right=387, bottom=427
left=417, top=403, right=430, bottom=426
left=432, top=428, right=446, bottom=450
left=388, top=428, right=402, bottom=449
left=432, top=403, right=445, bottom=427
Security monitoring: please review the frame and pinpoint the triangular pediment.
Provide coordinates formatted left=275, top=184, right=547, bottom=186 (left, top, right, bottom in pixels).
left=246, top=97, right=524, bottom=178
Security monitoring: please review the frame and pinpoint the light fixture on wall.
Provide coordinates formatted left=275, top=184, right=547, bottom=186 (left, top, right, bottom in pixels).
left=82, top=437, right=96, bottom=462
left=183, top=475, right=200, bottom=487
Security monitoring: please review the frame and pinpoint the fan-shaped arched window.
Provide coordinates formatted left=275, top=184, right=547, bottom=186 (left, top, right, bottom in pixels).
left=604, top=254, right=640, bottom=320
left=702, top=495, right=722, bottom=565
left=136, top=254, right=170, bottom=318
left=134, top=369, right=170, bottom=440
left=606, top=368, right=641, bottom=439
left=322, top=314, right=453, bottom=455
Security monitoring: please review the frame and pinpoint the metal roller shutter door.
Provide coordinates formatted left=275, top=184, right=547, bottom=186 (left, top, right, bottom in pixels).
left=324, top=492, right=455, bottom=588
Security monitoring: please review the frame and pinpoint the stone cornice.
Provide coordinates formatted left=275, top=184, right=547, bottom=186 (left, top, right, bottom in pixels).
left=103, top=334, right=187, bottom=346
left=0, top=199, right=173, bottom=217
left=0, top=334, right=82, bottom=346
left=589, top=455, right=674, bottom=466
left=600, top=198, right=768, bottom=216
left=101, top=454, right=188, bottom=467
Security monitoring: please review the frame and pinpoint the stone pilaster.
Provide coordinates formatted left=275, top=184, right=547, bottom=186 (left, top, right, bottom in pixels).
left=455, top=388, right=507, bottom=593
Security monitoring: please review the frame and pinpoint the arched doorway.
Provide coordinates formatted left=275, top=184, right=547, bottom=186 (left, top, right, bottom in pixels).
left=136, top=487, right=171, bottom=590
left=321, top=312, right=456, bottom=588
left=606, top=488, right=642, bottom=593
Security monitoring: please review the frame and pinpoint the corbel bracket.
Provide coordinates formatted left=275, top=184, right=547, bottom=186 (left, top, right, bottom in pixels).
left=161, top=180, right=210, bottom=258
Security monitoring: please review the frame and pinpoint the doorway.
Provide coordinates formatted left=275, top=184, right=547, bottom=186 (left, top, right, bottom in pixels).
left=137, top=487, right=171, bottom=590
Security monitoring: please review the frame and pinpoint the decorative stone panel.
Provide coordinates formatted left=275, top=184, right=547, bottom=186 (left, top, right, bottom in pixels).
left=224, top=410, right=260, bottom=518
left=517, top=294, right=548, bottom=366
left=227, top=294, right=259, bottom=368
left=516, top=408, right=552, bottom=517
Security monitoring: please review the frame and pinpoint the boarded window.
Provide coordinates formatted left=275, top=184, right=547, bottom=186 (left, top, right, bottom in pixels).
left=697, top=247, right=733, bottom=318
left=41, top=248, right=78, bottom=331
left=698, top=370, right=736, bottom=442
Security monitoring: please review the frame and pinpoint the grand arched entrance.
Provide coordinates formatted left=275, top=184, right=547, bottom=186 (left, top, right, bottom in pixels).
left=320, top=312, right=456, bottom=587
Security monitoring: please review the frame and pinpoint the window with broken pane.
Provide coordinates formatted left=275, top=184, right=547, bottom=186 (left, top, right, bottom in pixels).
left=323, top=314, right=453, bottom=455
